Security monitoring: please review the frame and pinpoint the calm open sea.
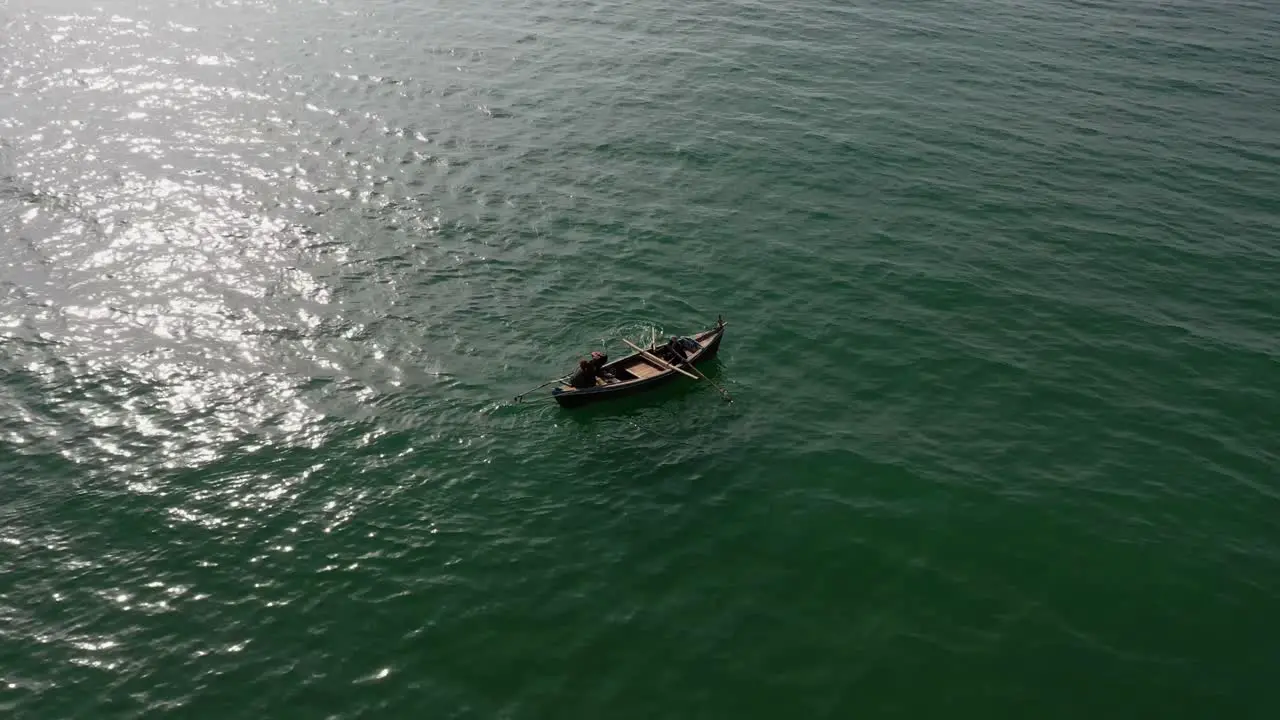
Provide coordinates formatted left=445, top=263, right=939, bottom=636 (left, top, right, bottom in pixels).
left=2, top=1, right=1278, bottom=717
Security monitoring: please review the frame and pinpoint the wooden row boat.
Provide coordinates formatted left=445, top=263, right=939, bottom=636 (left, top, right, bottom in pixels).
left=551, top=318, right=726, bottom=408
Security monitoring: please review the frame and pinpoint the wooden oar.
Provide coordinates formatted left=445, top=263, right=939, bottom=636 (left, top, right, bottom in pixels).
left=622, top=339, right=699, bottom=380
left=513, top=375, right=570, bottom=402
left=677, top=356, right=732, bottom=403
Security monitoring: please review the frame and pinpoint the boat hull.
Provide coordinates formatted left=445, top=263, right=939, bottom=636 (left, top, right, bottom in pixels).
left=551, top=325, right=724, bottom=408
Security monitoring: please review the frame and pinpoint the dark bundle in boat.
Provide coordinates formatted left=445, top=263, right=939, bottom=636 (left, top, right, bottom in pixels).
left=550, top=317, right=727, bottom=408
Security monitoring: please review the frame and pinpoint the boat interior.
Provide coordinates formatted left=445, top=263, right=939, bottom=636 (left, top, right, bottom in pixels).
left=566, top=330, right=716, bottom=390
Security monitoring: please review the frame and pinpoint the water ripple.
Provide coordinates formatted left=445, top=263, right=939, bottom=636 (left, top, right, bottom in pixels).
left=3, top=0, right=1279, bottom=717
